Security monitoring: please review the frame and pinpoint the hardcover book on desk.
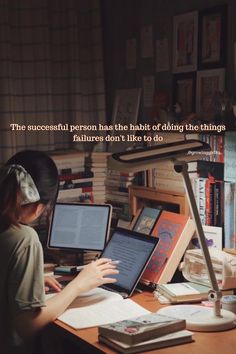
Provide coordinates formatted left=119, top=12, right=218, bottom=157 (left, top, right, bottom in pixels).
left=155, top=282, right=234, bottom=304
left=98, top=312, right=186, bottom=345
left=141, top=211, right=195, bottom=285
left=98, top=330, right=194, bottom=354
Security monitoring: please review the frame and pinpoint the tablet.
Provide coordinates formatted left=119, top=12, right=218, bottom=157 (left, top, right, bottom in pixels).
left=47, top=203, right=112, bottom=251
left=100, top=227, right=159, bottom=298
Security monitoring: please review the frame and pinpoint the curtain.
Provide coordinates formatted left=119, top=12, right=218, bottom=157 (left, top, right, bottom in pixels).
left=0, top=0, right=106, bottom=164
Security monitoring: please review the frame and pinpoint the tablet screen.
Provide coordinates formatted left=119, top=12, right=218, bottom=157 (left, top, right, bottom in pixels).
left=48, top=203, right=112, bottom=251
left=101, top=227, right=159, bottom=296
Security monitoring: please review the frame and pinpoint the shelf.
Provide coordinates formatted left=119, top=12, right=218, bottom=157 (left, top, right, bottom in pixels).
left=129, top=185, right=189, bottom=216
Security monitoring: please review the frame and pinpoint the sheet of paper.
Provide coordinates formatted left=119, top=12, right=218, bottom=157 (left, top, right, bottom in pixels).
left=126, top=38, right=136, bottom=69
left=158, top=305, right=214, bottom=320
left=142, top=76, right=155, bottom=108
left=141, top=25, right=154, bottom=58
left=58, top=298, right=149, bottom=329
left=156, top=38, right=169, bottom=72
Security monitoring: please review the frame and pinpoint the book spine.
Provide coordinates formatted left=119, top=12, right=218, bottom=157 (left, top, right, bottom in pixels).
left=153, top=178, right=185, bottom=193
left=213, top=181, right=223, bottom=227
left=153, top=169, right=182, bottom=181
left=59, top=171, right=93, bottom=181
left=224, top=182, right=234, bottom=248
left=194, top=177, right=207, bottom=225
left=205, top=177, right=215, bottom=226
left=218, top=134, right=224, bottom=163
left=59, top=181, right=93, bottom=190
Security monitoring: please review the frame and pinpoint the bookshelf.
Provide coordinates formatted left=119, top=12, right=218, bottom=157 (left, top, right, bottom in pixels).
left=129, top=186, right=189, bottom=217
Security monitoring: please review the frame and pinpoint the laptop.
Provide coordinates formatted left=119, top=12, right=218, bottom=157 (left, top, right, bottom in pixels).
left=100, top=227, right=159, bottom=298
left=47, top=202, right=112, bottom=251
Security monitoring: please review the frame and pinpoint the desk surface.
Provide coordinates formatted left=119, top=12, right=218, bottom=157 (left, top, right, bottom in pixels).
left=53, top=291, right=236, bottom=354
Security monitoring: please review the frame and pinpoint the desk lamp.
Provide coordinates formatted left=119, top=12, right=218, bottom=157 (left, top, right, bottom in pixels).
left=108, top=139, right=236, bottom=331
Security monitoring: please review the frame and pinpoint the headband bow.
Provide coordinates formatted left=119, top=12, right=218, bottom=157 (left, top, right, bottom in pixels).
left=0, top=164, right=40, bottom=205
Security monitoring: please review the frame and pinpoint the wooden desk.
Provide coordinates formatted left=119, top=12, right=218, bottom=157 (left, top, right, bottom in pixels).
left=50, top=291, right=236, bottom=354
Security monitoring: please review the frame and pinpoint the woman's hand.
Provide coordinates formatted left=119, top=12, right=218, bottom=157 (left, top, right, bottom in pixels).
left=44, top=276, right=62, bottom=293
left=70, top=258, right=119, bottom=294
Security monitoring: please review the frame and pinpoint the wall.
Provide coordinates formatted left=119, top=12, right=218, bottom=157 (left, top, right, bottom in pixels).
left=101, top=0, right=236, bottom=122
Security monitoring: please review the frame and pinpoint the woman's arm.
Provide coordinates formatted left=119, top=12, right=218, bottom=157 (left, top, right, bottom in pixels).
left=14, top=258, right=118, bottom=339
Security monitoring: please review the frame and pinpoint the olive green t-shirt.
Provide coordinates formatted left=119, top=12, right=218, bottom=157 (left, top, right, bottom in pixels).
left=0, top=224, right=45, bottom=353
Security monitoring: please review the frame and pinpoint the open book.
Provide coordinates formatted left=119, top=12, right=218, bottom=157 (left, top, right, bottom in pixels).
left=49, top=288, right=149, bottom=329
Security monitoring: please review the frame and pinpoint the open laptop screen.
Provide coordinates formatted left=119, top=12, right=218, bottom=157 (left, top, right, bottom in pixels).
left=48, top=203, right=112, bottom=251
left=100, top=227, right=159, bottom=297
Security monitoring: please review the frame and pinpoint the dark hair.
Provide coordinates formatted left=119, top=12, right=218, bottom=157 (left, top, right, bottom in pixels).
left=0, top=150, right=59, bottom=232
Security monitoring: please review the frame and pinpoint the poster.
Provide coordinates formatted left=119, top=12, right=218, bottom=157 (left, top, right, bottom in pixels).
left=126, top=38, right=137, bottom=69
left=141, top=25, right=154, bottom=58
left=156, top=38, right=169, bottom=72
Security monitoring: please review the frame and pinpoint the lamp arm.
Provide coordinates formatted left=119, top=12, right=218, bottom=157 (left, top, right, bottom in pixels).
left=174, top=161, right=222, bottom=317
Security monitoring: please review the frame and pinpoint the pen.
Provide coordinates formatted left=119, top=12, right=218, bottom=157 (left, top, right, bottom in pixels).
left=76, top=260, right=120, bottom=271
left=110, top=260, right=121, bottom=265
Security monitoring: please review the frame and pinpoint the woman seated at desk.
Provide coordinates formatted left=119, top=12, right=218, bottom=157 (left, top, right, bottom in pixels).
left=0, top=150, right=119, bottom=354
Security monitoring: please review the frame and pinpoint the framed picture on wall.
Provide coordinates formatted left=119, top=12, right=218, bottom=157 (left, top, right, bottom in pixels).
left=172, top=11, right=198, bottom=73
left=173, top=72, right=196, bottom=116
left=109, top=88, right=142, bottom=152
left=198, top=5, right=227, bottom=69
left=196, top=68, right=225, bottom=120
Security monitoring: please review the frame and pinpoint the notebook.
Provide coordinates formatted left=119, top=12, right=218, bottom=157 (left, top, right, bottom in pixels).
left=99, top=227, right=159, bottom=298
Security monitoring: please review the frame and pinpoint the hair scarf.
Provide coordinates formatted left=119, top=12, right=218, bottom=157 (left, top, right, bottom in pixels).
left=0, top=164, right=40, bottom=205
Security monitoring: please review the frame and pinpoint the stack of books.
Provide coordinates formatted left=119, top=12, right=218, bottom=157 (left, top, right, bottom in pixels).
left=191, top=160, right=224, bottom=227
left=155, top=281, right=233, bottom=304
left=50, top=150, right=89, bottom=202
left=85, top=152, right=110, bottom=204
left=138, top=160, right=198, bottom=193
left=199, top=133, right=224, bottom=163
left=82, top=152, right=110, bottom=264
left=106, top=170, right=135, bottom=224
left=155, top=282, right=213, bottom=304
left=98, top=312, right=193, bottom=353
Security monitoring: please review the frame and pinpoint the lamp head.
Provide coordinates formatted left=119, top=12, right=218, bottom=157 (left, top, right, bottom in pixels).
left=108, top=139, right=211, bottom=172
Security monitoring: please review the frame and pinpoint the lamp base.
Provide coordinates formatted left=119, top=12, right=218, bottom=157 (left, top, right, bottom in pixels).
left=158, top=305, right=236, bottom=332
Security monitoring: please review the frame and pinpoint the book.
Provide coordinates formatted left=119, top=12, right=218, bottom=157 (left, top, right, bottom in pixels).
left=98, top=330, right=193, bottom=354
left=152, top=178, right=186, bottom=193
left=224, top=182, right=236, bottom=248
left=224, top=132, right=236, bottom=182
left=190, top=225, right=222, bottom=250
left=59, top=170, right=93, bottom=181
left=98, top=312, right=186, bottom=345
left=156, top=282, right=213, bottom=303
left=194, top=177, right=207, bottom=225
left=141, top=211, right=195, bottom=285
left=205, top=176, right=215, bottom=225
left=57, top=288, right=149, bottom=330
left=188, top=160, right=224, bottom=180
left=132, top=207, right=162, bottom=235
left=156, top=282, right=233, bottom=303
left=213, top=180, right=224, bottom=227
